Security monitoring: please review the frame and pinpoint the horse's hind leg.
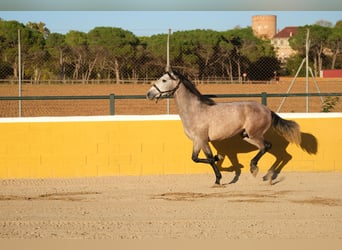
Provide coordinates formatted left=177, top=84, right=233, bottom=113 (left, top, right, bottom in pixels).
left=244, top=137, right=272, bottom=177
left=263, top=151, right=292, bottom=181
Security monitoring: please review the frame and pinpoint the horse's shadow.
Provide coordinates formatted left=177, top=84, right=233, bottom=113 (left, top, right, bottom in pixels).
left=211, top=128, right=318, bottom=184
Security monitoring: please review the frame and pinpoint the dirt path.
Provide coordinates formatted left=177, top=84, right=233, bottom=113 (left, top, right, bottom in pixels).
left=0, top=172, right=341, bottom=239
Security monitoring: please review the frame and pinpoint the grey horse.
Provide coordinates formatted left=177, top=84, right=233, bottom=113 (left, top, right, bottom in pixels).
left=147, top=71, right=301, bottom=185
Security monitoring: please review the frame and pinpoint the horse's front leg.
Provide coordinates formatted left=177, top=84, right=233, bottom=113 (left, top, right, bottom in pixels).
left=191, top=144, right=222, bottom=185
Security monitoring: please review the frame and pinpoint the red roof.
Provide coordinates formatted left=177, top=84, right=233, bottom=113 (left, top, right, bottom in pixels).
left=273, top=27, right=298, bottom=38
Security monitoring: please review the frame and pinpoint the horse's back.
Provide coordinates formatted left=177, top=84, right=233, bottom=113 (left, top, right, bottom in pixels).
left=215, top=101, right=270, bottom=117
left=207, top=101, right=271, bottom=141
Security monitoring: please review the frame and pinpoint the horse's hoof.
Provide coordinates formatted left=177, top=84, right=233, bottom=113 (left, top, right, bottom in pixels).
left=251, top=167, right=259, bottom=177
left=211, top=183, right=225, bottom=188
left=214, top=154, right=224, bottom=161
left=263, top=171, right=274, bottom=181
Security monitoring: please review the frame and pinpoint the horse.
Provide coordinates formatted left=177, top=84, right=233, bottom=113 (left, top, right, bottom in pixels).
left=146, top=71, right=301, bottom=185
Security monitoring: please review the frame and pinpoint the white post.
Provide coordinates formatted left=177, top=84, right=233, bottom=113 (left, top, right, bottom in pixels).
left=166, top=29, right=171, bottom=114
left=305, top=29, right=310, bottom=113
left=166, top=28, right=171, bottom=72
left=18, top=29, right=22, bottom=117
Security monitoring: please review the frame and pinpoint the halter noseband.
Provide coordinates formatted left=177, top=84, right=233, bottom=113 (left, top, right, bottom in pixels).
left=152, top=73, right=181, bottom=102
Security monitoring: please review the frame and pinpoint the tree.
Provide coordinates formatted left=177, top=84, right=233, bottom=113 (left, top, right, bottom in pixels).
left=132, top=36, right=158, bottom=79
left=315, top=20, right=333, bottom=28
left=0, top=20, right=24, bottom=79
left=289, top=25, right=331, bottom=76
left=143, top=34, right=169, bottom=77
left=217, top=35, right=235, bottom=81
left=328, top=26, right=342, bottom=69
left=87, top=27, right=139, bottom=83
left=335, top=20, right=342, bottom=29
left=45, top=33, right=68, bottom=80
left=26, top=21, right=50, bottom=38
left=285, top=54, right=307, bottom=77
left=0, top=19, right=48, bottom=82
left=169, top=29, right=222, bottom=79
left=221, top=27, right=277, bottom=81
left=248, top=56, right=281, bottom=80
left=219, top=33, right=244, bottom=81
left=21, top=25, right=47, bottom=82
left=308, top=25, right=331, bottom=75
left=64, top=30, right=89, bottom=81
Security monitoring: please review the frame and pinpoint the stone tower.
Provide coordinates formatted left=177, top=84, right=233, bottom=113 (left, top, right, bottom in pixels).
left=252, top=15, right=277, bottom=39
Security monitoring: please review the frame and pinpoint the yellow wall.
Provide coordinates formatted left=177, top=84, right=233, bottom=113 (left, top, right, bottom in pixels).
left=0, top=114, right=341, bottom=179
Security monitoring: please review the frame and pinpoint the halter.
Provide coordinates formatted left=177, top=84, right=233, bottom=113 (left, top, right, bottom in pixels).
left=151, top=73, right=181, bottom=102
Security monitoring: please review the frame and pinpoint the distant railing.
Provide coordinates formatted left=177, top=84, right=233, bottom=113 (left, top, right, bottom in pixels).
left=1, top=92, right=342, bottom=116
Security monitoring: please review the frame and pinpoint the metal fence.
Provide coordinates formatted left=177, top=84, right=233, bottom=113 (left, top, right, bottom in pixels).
left=1, top=92, right=341, bottom=117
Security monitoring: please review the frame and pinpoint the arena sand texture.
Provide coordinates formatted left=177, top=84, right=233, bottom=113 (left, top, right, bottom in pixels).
left=0, top=78, right=341, bottom=239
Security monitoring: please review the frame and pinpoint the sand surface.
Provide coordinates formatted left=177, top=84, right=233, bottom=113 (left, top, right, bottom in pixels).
left=0, top=172, right=341, bottom=239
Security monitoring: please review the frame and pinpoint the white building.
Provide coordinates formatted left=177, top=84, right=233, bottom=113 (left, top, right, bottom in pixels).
left=271, top=26, right=298, bottom=63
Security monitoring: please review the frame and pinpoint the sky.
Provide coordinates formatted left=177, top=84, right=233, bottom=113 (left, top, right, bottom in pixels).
left=0, top=11, right=341, bottom=37
left=0, top=0, right=341, bottom=11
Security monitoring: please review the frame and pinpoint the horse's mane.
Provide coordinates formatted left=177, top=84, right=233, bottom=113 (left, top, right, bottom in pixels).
left=171, top=71, right=216, bottom=106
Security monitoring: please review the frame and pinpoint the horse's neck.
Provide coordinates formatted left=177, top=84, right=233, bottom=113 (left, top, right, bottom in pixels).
left=174, top=83, right=206, bottom=120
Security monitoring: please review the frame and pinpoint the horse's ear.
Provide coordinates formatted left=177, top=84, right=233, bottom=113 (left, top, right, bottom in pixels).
left=166, top=70, right=177, bottom=80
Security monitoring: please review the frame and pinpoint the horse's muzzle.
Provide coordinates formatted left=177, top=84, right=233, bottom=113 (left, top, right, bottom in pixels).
left=146, top=89, right=159, bottom=101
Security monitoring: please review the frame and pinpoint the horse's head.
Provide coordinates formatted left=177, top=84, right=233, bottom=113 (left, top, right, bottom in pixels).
left=146, top=71, right=180, bottom=102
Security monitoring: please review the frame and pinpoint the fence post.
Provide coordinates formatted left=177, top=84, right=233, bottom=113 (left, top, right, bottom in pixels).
left=261, top=92, right=267, bottom=106
left=110, top=93, right=115, bottom=115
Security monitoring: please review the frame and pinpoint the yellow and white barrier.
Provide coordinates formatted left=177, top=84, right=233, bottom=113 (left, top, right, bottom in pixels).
left=0, top=114, right=341, bottom=179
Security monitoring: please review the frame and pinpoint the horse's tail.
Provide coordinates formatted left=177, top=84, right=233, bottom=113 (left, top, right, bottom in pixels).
left=271, top=111, right=301, bottom=145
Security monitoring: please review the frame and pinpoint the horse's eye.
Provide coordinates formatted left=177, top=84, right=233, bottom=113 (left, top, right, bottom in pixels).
left=162, top=79, right=167, bottom=83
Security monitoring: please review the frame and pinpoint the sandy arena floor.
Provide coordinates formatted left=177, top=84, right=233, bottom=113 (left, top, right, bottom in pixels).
left=0, top=172, right=341, bottom=239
